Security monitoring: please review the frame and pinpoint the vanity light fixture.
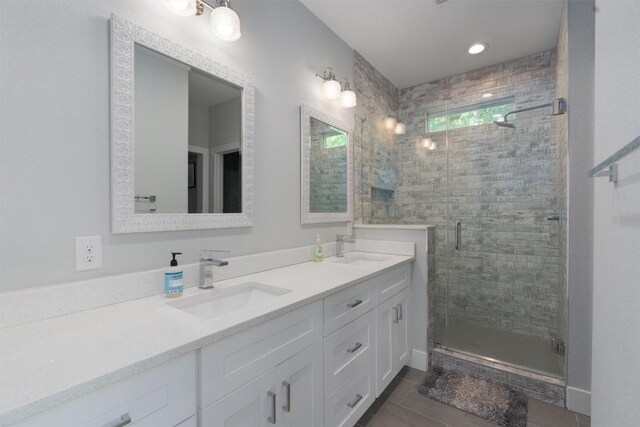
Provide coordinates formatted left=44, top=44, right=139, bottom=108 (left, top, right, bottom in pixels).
left=316, top=67, right=342, bottom=99
left=339, top=79, right=357, bottom=108
left=165, top=0, right=197, bottom=16
left=421, top=137, right=437, bottom=150
left=468, top=42, right=488, bottom=54
left=383, top=117, right=397, bottom=130
left=209, top=0, right=242, bottom=42
left=394, top=122, right=406, bottom=135
left=166, top=0, right=242, bottom=42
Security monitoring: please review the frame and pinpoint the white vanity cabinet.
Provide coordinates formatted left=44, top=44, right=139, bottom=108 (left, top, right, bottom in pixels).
left=200, top=301, right=324, bottom=427
left=11, top=352, right=197, bottom=427
left=375, top=287, right=410, bottom=396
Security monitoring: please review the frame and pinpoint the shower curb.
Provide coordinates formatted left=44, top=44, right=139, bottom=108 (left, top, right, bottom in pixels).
left=430, top=347, right=566, bottom=407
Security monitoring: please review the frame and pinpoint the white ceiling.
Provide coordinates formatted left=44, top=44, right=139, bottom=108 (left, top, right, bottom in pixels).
left=300, top=0, right=563, bottom=89
left=189, top=70, right=241, bottom=109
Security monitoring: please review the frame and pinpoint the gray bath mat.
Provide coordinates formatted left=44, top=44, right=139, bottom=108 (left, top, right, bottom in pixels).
left=418, top=366, right=528, bottom=427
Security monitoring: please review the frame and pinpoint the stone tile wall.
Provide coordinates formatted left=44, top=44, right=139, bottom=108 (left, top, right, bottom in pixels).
left=309, top=120, right=348, bottom=213
left=354, top=50, right=566, bottom=345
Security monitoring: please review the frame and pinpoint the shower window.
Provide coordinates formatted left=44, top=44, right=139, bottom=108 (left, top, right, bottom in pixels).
left=323, top=132, right=347, bottom=149
left=427, top=98, right=515, bottom=132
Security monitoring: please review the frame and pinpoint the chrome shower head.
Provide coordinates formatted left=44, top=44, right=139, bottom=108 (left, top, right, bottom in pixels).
left=493, top=119, right=516, bottom=128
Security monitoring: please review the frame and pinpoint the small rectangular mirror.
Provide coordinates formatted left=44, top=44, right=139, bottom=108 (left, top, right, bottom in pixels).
left=301, top=105, right=353, bottom=224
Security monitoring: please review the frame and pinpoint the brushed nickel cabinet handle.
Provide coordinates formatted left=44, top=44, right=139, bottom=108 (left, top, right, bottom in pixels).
left=347, top=393, right=363, bottom=408
left=347, top=299, right=363, bottom=308
left=397, top=303, right=403, bottom=320
left=267, top=391, right=276, bottom=424
left=102, top=413, right=131, bottom=427
left=282, top=381, right=291, bottom=412
left=393, top=306, right=399, bottom=323
left=347, top=342, right=363, bottom=354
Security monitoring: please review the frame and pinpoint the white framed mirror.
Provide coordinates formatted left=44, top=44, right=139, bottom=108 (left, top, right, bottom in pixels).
left=110, top=15, right=254, bottom=233
left=300, top=104, right=353, bottom=224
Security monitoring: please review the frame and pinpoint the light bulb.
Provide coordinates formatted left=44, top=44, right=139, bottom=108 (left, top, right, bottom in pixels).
left=394, top=122, right=406, bottom=135
left=322, top=79, right=342, bottom=99
left=468, top=42, right=488, bottom=54
left=339, top=90, right=357, bottom=108
left=429, top=141, right=437, bottom=150
left=210, top=6, right=242, bottom=41
left=482, top=93, right=493, bottom=99
left=421, top=138, right=432, bottom=148
left=383, top=117, right=397, bottom=130
left=165, top=0, right=196, bottom=16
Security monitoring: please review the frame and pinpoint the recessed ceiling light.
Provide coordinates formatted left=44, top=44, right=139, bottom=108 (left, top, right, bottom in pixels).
left=482, top=93, right=493, bottom=99
left=468, top=42, right=488, bottom=55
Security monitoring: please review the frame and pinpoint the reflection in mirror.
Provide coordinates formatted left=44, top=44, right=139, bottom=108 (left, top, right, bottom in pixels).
left=300, top=104, right=352, bottom=224
left=309, top=118, right=348, bottom=213
left=134, top=44, right=242, bottom=214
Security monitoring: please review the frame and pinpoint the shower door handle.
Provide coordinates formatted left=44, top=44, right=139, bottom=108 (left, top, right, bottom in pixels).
left=455, top=221, right=461, bottom=250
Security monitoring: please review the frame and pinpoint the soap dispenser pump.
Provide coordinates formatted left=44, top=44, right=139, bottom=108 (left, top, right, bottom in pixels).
left=165, top=252, right=184, bottom=298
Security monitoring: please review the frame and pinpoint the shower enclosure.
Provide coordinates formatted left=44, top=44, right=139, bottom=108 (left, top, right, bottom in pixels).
left=356, top=50, right=567, bottom=380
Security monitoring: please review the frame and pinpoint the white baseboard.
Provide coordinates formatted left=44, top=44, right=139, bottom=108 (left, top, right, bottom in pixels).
left=566, top=386, right=591, bottom=416
left=408, top=349, right=427, bottom=371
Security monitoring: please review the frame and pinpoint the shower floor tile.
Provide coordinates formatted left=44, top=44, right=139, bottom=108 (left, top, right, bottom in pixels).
left=436, top=317, right=563, bottom=378
left=356, top=367, right=589, bottom=427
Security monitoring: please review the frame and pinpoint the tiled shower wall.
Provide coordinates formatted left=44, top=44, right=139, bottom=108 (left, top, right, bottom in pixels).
left=353, top=51, right=399, bottom=223
left=354, top=50, right=566, bottom=342
left=309, top=121, right=348, bottom=213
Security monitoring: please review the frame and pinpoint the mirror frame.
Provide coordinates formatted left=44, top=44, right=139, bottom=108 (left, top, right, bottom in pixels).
left=110, top=15, right=254, bottom=233
left=300, top=104, right=353, bottom=224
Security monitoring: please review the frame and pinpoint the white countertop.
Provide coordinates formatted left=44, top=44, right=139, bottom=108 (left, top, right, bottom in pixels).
left=0, top=252, right=413, bottom=425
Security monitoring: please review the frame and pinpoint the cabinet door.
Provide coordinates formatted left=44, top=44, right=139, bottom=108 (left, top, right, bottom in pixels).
left=393, top=288, right=410, bottom=370
left=375, top=294, right=396, bottom=397
left=276, top=341, right=323, bottom=427
left=201, top=369, right=277, bottom=427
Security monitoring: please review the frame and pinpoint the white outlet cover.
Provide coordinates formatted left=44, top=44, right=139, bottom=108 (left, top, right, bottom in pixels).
left=76, top=236, right=102, bottom=271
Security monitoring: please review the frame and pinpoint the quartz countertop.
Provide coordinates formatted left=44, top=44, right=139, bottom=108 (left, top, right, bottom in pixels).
left=0, top=252, right=413, bottom=425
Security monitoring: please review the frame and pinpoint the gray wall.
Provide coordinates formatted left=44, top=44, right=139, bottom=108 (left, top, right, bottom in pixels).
left=134, top=45, right=189, bottom=214
left=591, top=0, right=640, bottom=424
left=0, top=0, right=354, bottom=291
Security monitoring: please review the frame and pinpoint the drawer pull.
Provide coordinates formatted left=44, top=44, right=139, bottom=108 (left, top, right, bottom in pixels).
left=347, top=299, right=363, bottom=309
left=397, top=303, right=403, bottom=320
left=347, top=342, right=363, bottom=354
left=347, top=393, right=363, bottom=408
left=393, top=306, right=399, bottom=323
left=282, top=381, right=291, bottom=412
left=267, top=391, right=276, bottom=424
left=103, top=413, right=131, bottom=427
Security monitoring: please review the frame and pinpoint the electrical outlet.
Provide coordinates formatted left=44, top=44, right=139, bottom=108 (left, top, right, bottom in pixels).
left=76, top=236, right=102, bottom=271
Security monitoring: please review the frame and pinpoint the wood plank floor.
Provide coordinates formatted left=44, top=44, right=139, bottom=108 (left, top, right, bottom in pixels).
left=355, top=367, right=591, bottom=427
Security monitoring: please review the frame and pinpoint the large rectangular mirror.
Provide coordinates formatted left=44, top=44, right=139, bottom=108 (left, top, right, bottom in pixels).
left=300, top=105, right=353, bottom=224
left=111, top=15, right=254, bottom=233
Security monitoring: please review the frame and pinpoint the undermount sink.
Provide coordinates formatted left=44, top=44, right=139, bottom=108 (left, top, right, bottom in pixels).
left=168, top=282, right=291, bottom=319
left=329, top=252, right=391, bottom=267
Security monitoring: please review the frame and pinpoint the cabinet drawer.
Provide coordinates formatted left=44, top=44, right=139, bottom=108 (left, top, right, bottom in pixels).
left=375, top=264, right=410, bottom=304
left=323, top=279, right=374, bottom=336
left=323, top=361, right=375, bottom=427
left=13, top=353, right=196, bottom=427
left=323, top=310, right=374, bottom=397
left=200, top=301, right=322, bottom=407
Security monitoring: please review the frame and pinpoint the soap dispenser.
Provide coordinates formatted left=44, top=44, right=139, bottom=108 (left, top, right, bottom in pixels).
left=314, top=234, right=324, bottom=262
left=165, top=252, right=184, bottom=298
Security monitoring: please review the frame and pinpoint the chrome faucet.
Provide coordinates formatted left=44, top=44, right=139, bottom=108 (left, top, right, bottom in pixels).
left=199, top=250, right=230, bottom=289
left=335, top=234, right=355, bottom=258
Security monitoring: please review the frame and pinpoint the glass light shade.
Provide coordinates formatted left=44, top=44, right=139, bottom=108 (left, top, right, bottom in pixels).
left=165, top=0, right=196, bottom=16
left=429, top=140, right=437, bottom=150
left=394, top=122, right=406, bottom=135
left=383, top=117, right=397, bottom=130
left=210, top=6, right=242, bottom=41
left=482, top=93, right=493, bottom=98
left=339, top=90, right=357, bottom=108
left=421, top=137, right=432, bottom=148
left=322, top=79, right=342, bottom=99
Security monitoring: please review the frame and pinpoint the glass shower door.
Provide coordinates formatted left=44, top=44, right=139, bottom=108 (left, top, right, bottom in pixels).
left=443, top=105, right=565, bottom=379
